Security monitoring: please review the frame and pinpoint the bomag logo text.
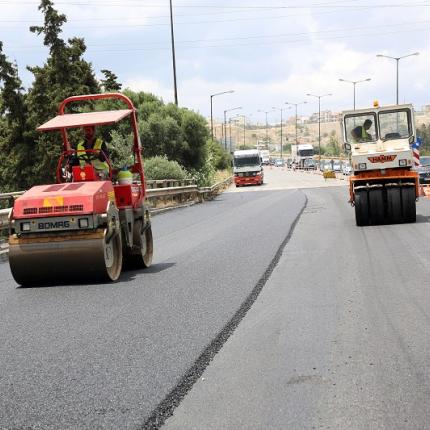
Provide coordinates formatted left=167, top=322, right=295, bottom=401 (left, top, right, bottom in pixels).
left=368, top=155, right=397, bottom=163
left=38, top=221, right=70, bottom=229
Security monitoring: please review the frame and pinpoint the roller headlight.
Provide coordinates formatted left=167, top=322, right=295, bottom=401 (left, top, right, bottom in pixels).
left=399, top=159, right=407, bottom=167
left=21, top=222, right=31, bottom=232
left=79, top=218, right=89, bottom=228
left=358, top=163, right=367, bottom=170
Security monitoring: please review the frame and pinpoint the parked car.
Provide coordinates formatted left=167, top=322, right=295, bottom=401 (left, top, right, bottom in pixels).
left=342, top=161, right=352, bottom=175
left=274, top=158, right=285, bottom=167
left=323, top=160, right=333, bottom=171
left=417, top=156, right=430, bottom=184
left=304, top=159, right=317, bottom=170
left=333, top=160, right=342, bottom=172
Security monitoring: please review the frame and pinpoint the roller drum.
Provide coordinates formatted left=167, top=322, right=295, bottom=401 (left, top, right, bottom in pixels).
left=9, top=229, right=122, bottom=286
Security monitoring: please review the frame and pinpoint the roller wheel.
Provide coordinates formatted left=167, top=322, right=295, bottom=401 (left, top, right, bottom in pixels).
left=386, top=188, right=402, bottom=224
left=402, top=187, right=416, bottom=223
left=369, top=189, right=384, bottom=225
left=103, top=230, right=123, bottom=281
left=125, top=219, right=153, bottom=269
left=354, top=190, right=369, bottom=226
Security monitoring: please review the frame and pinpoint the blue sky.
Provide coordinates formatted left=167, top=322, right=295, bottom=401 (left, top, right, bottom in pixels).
left=2, top=0, right=430, bottom=124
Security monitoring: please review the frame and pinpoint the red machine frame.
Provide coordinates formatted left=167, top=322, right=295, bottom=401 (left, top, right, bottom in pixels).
left=38, top=92, right=146, bottom=203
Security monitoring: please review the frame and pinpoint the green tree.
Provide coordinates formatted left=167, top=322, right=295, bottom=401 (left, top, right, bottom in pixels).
left=100, top=69, right=122, bottom=92
left=0, top=1, right=214, bottom=190
left=417, top=124, right=430, bottom=155
left=0, top=43, right=30, bottom=191
left=325, top=131, right=340, bottom=156
left=24, top=0, right=100, bottom=186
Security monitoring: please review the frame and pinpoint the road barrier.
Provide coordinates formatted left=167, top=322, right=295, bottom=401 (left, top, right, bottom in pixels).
left=0, top=176, right=233, bottom=259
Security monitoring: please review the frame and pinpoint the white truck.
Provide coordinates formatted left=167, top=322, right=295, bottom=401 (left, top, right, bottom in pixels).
left=341, top=102, right=418, bottom=226
left=291, top=144, right=314, bottom=168
left=259, top=149, right=270, bottom=165
left=233, top=149, right=264, bottom=187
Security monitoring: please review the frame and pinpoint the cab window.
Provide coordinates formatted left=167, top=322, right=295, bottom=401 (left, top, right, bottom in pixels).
left=378, top=110, right=411, bottom=140
left=344, top=113, right=377, bottom=144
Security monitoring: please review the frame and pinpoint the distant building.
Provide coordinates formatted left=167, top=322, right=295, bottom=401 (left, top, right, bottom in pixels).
left=307, top=110, right=341, bottom=124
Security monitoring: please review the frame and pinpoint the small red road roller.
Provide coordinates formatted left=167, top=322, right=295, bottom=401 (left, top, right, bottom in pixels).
left=8, top=93, right=153, bottom=285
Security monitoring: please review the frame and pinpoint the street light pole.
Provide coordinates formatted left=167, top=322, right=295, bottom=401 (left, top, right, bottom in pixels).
left=271, top=106, right=291, bottom=159
left=224, top=106, right=242, bottom=150
left=339, top=78, right=371, bottom=110
left=210, top=90, right=234, bottom=142
left=306, top=93, right=332, bottom=166
left=169, top=0, right=178, bottom=105
left=285, top=101, right=307, bottom=145
left=235, top=114, right=248, bottom=149
left=257, top=110, right=272, bottom=147
left=376, top=52, right=419, bottom=104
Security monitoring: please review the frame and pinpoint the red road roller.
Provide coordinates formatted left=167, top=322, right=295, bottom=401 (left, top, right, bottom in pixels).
left=8, top=93, right=153, bottom=285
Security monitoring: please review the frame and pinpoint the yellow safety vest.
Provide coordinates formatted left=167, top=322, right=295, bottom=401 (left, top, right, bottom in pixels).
left=77, top=138, right=109, bottom=171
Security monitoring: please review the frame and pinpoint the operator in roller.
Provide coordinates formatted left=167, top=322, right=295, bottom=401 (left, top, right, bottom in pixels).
left=352, top=119, right=373, bottom=143
left=77, top=126, right=110, bottom=178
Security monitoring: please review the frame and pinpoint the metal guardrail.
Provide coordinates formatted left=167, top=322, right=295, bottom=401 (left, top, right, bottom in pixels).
left=0, top=176, right=234, bottom=234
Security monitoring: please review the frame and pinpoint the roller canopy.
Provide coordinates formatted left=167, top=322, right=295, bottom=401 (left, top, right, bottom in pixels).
left=37, top=109, right=133, bottom=131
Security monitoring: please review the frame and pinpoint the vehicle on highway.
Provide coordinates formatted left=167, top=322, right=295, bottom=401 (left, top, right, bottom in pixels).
left=259, top=149, right=270, bottom=165
left=8, top=93, right=153, bottom=286
left=291, top=144, right=314, bottom=169
left=274, top=158, right=285, bottom=167
left=332, top=160, right=342, bottom=172
left=342, top=161, right=352, bottom=175
left=417, top=156, right=430, bottom=185
left=323, top=160, right=333, bottom=171
left=304, top=158, right=317, bottom=170
left=233, top=149, right=264, bottom=187
left=342, top=102, right=418, bottom=226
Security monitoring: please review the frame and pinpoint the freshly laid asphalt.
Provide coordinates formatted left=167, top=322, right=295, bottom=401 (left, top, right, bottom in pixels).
left=164, top=184, right=430, bottom=430
left=0, top=182, right=305, bottom=429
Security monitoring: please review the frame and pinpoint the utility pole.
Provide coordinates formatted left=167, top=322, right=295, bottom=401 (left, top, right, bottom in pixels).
left=376, top=52, right=419, bottom=104
left=272, top=106, right=291, bottom=159
left=285, top=101, right=307, bottom=145
left=257, top=110, right=272, bottom=148
left=169, top=0, right=178, bottom=105
left=224, top=106, right=242, bottom=151
left=339, top=78, right=371, bottom=110
left=210, top=90, right=234, bottom=142
left=306, top=93, right=332, bottom=166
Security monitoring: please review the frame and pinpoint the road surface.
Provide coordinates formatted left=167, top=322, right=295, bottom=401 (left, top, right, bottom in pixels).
left=2, top=169, right=430, bottom=429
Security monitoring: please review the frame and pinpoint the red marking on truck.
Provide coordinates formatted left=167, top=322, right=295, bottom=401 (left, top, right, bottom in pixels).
left=367, top=155, right=397, bottom=163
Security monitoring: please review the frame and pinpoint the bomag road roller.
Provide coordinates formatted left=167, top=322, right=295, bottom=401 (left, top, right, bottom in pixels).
left=8, top=93, right=153, bottom=285
left=341, top=102, right=419, bottom=226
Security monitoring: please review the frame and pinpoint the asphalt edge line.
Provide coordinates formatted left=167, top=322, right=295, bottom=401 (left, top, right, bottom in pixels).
left=141, top=190, right=308, bottom=430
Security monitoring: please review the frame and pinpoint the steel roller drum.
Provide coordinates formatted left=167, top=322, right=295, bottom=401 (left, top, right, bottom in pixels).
left=9, top=229, right=122, bottom=286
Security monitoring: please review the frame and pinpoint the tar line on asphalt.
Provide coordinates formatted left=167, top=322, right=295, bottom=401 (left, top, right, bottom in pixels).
left=142, top=193, right=309, bottom=430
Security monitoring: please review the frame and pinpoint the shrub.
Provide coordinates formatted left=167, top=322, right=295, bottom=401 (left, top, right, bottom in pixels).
left=188, top=150, right=216, bottom=187
left=144, top=156, right=188, bottom=180
left=207, top=139, right=232, bottom=170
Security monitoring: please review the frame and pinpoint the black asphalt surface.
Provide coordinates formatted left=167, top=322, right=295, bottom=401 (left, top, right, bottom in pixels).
left=0, top=189, right=305, bottom=429
left=164, top=186, right=430, bottom=430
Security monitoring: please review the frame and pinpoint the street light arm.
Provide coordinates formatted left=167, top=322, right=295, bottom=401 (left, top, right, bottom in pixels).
left=211, top=90, right=234, bottom=97
left=377, top=52, right=419, bottom=60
